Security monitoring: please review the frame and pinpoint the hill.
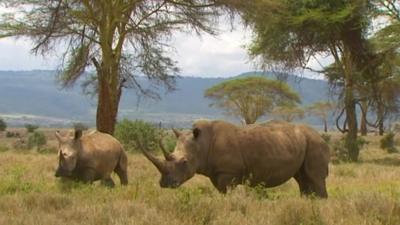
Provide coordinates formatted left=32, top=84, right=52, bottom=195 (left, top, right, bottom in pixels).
left=0, top=70, right=331, bottom=127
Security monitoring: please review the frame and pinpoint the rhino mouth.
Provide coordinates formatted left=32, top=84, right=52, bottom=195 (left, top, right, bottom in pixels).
left=159, top=175, right=182, bottom=188
left=55, top=167, right=72, bottom=177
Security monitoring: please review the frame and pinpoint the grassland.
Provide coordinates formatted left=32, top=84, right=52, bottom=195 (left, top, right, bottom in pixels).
left=0, top=130, right=400, bottom=225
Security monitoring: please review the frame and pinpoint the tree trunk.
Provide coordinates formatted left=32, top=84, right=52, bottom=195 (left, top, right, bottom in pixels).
left=94, top=57, right=122, bottom=135
left=342, top=42, right=359, bottom=162
left=96, top=78, right=120, bottom=134
left=344, top=84, right=359, bottom=162
left=360, top=100, right=368, bottom=136
left=377, top=102, right=385, bottom=136
left=323, top=119, right=328, bottom=133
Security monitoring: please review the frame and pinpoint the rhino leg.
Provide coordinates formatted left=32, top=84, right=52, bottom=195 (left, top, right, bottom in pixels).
left=294, top=170, right=312, bottom=196
left=210, top=174, right=238, bottom=193
left=294, top=163, right=328, bottom=198
left=79, top=168, right=97, bottom=183
left=114, top=151, right=128, bottom=185
left=101, top=177, right=115, bottom=188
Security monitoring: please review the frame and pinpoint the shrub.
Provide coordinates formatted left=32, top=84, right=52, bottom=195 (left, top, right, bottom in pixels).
left=5, top=131, right=20, bottom=138
left=114, top=119, right=163, bottom=152
left=331, top=136, right=369, bottom=163
left=25, top=124, right=39, bottom=133
left=320, top=133, right=331, bottom=144
left=380, top=132, right=398, bottom=153
left=73, top=122, right=88, bottom=131
left=0, top=118, right=6, bottom=132
left=28, top=131, right=47, bottom=150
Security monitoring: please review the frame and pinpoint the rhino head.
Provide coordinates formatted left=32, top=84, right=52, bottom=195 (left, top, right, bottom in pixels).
left=141, top=125, right=210, bottom=188
left=54, top=130, right=82, bottom=178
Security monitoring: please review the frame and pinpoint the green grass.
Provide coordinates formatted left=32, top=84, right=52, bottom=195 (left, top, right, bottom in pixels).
left=0, top=133, right=400, bottom=225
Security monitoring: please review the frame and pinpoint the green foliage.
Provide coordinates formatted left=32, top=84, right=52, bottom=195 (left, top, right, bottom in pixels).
left=28, top=131, right=47, bottom=150
left=5, top=131, right=20, bottom=138
left=0, top=118, right=6, bottom=131
left=114, top=119, right=162, bottom=152
left=332, top=136, right=369, bottom=163
left=271, top=105, right=305, bottom=122
left=205, top=76, right=301, bottom=124
left=24, top=124, right=38, bottom=133
left=321, top=133, right=331, bottom=144
left=380, top=132, right=398, bottom=153
left=0, top=166, right=37, bottom=195
left=73, top=122, right=89, bottom=131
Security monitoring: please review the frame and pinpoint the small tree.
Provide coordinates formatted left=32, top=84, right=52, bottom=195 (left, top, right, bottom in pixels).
left=114, top=119, right=162, bottom=152
left=25, top=124, right=39, bottom=133
left=0, top=118, right=6, bottom=132
left=271, top=105, right=305, bottom=122
left=28, top=131, right=47, bottom=150
left=205, top=76, right=301, bottom=124
left=73, top=122, right=89, bottom=131
left=306, top=101, right=335, bottom=132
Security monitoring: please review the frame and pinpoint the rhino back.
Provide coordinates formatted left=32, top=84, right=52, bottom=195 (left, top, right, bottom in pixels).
left=209, top=122, right=307, bottom=187
left=76, top=131, right=123, bottom=177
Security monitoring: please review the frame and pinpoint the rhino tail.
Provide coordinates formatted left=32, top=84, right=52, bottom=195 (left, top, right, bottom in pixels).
left=115, top=149, right=128, bottom=185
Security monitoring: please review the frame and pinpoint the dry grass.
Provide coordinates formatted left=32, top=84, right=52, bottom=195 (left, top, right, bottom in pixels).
left=0, top=131, right=400, bottom=225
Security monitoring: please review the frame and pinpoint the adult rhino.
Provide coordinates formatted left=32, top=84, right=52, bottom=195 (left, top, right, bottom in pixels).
left=55, top=129, right=128, bottom=187
left=141, top=120, right=329, bottom=198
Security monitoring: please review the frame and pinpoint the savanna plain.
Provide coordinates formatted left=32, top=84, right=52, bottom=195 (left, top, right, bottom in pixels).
left=0, top=129, right=400, bottom=225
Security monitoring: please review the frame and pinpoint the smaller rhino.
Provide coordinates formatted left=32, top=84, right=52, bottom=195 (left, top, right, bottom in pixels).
left=55, top=129, right=128, bottom=186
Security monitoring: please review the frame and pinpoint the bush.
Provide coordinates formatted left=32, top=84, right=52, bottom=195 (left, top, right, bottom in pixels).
left=5, top=131, right=20, bottom=138
left=25, top=124, right=39, bottom=133
left=331, top=136, right=369, bottom=163
left=28, top=131, right=47, bottom=150
left=0, top=118, right=6, bottom=132
left=380, top=132, right=398, bottom=153
left=320, top=133, right=331, bottom=144
left=114, top=119, right=163, bottom=152
left=73, top=122, right=88, bottom=131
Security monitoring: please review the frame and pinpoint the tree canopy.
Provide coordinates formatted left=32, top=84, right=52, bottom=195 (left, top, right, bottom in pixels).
left=0, top=0, right=221, bottom=134
left=205, top=76, right=301, bottom=124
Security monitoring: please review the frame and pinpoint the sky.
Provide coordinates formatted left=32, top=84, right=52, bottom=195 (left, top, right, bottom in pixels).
left=0, top=17, right=328, bottom=79
left=0, top=20, right=257, bottom=78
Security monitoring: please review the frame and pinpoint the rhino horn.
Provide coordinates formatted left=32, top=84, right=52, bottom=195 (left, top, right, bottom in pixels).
left=138, top=141, right=168, bottom=173
left=55, top=131, right=63, bottom=142
left=172, top=128, right=181, bottom=138
left=159, top=139, right=174, bottom=161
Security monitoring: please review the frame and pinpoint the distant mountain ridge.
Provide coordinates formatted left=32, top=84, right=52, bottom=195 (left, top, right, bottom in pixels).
left=0, top=70, right=331, bottom=128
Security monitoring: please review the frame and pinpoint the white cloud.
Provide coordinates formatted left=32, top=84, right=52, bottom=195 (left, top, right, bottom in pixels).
left=0, top=38, right=58, bottom=70
left=0, top=20, right=254, bottom=77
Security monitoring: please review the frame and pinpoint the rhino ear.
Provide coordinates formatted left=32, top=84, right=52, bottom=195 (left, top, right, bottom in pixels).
left=74, top=129, right=83, bottom=140
left=193, top=128, right=201, bottom=139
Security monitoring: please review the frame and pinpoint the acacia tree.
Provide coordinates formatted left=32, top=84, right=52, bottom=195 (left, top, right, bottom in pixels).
left=224, top=0, right=375, bottom=161
left=271, top=105, right=304, bottom=122
left=306, top=101, right=334, bottom=132
left=205, top=76, right=301, bottom=124
left=0, top=0, right=220, bottom=134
